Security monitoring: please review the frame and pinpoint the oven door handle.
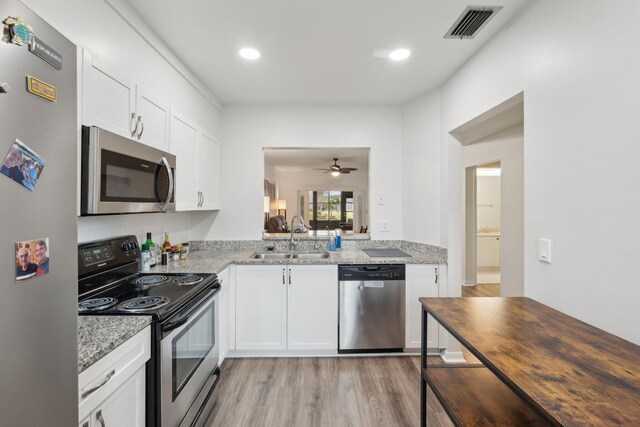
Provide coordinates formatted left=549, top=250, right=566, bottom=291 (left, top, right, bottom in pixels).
left=162, top=316, right=189, bottom=333
left=161, top=285, right=220, bottom=335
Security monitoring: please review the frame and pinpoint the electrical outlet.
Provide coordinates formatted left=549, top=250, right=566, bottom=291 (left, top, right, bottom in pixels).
left=377, top=194, right=385, bottom=205
left=378, top=220, right=389, bottom=232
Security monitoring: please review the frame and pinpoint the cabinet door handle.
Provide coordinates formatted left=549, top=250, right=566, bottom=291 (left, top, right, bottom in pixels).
left=435, top=267, right=438, bottom=284
left=96, top=410, right=106, bottom=427
left=282, top=268, right=286, bottom=284
left=81, top=369, right=115, bottom=398
left=130, top=112, right=138, bottom=137
left=289, top=269, right=292, bottom=285
left=137, top=115, right=144, bottom=139
left=201, top=192, right=205, bottom=207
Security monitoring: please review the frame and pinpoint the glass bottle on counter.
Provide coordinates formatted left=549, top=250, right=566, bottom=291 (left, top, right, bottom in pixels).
left=162, top=231, right=171, bottom=253
left=145, top=232, right=156, bottom=267
left=140, top=244, right=151, bottom=272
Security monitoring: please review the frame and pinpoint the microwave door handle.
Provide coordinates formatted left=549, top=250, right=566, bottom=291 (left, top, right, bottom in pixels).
left=159, top=157, right=174, bottom=211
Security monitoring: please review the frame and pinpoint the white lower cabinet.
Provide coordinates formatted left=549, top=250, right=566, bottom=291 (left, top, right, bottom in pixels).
left=79, top=326, right=150, bottom=427
left=235, top=264, right=337, bottom=351
left=218, top=266, right=231, bottom=364
left=405, top=264, right=440, bottom=349
left=287, top=265, right=338, bottom=350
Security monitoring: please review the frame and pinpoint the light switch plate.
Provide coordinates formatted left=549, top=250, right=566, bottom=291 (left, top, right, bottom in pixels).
left=538, top=238, right=551, bottom=263
left=377, top=194, right=385, bottom=205
left=378, top=220, right=389, bottom=232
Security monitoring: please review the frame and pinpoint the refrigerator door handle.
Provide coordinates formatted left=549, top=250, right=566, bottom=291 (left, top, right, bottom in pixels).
left=159, top=156, right=174, bottom=212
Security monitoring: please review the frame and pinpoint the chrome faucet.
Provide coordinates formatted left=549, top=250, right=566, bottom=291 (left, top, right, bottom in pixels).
left=289, top=214, right=304, bottom=251
left=313, top=229, right=321, bottom=251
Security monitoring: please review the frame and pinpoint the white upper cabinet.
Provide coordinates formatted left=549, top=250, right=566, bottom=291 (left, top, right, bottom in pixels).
left=82, top=51, right=170, bottom=151
left=82, top=51, right=135, bottom=138
left=170, top=111, right=199, bottom=210
left=169, top=110, right=221, bottom=212
left=197, top=132, right=220, bottom=210
left=134, top=86, right=170, bottom=151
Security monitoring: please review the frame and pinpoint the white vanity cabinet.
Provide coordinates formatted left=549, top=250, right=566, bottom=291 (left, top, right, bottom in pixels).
left=78, top=326, right=150, bottom=427
left=169, top=111, right=221, bottom=211
left=235, top=264, right=337, bottom=351
left=82, top=52, right=170, bottom=151
left=405, top=264, right=440, bottom=349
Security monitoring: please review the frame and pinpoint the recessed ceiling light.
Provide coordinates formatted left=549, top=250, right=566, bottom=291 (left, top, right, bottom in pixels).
left=239, top=47, right=261, bottom=60
left=389, top=48, right=411, bottom=61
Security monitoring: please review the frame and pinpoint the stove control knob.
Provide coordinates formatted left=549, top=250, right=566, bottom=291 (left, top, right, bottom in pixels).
left=132, top=242, right=138, bottom=250
left=127, top=242, right=136, bottom=251
left=121, top=243, right=128, bottom=252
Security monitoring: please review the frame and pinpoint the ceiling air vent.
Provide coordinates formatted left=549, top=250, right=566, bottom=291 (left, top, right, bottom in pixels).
left=444, top=6, right=503, bottom=39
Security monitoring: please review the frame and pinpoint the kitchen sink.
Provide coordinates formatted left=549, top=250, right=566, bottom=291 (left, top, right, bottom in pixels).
left=290, top=252, right=330, bottom=259
left=251, top=253, right=292, bottom=259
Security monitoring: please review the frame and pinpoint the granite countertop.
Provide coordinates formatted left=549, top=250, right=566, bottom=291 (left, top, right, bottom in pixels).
left=150, top=241, right=447, bottom=275
left=78, top=316, right=151, bottom=373
left=78, top=240, right=446, bottom=372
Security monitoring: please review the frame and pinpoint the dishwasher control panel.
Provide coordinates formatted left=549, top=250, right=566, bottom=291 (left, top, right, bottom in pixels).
left=338, top=264, right=405, bottom=281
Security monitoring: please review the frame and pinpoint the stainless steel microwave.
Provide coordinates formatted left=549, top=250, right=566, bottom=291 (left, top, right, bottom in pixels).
left=81, top=126, right=175, bottom=215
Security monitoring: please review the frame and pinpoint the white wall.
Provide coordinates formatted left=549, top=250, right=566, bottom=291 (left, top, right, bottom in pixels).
left=440, top=0, right=640, bottom=343
left=401, top=91, right=441, bottom=245
left=198, top=105, right=403, bottom=240
left=23, top=0, right=221, bottom=244
left=462, top=126, right=523, bottom=297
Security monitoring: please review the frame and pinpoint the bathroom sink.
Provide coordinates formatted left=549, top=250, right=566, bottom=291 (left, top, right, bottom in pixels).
left=290, top=252, right=330, bottom=259
left=251, top=253, right=292, bottom=259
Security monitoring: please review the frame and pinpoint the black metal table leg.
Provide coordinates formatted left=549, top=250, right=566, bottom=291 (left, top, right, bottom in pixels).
left=421, top=307, right=428, bottom=427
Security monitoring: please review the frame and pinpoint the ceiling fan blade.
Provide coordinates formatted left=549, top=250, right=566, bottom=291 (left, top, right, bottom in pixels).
left=341, top=171, right=351, bottom=174
left=314, top=168, right=330, bottom=171
left=340, top=167, right=357, bottom=172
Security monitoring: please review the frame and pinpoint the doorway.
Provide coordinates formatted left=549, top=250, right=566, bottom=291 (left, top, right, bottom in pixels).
left=470, top=162, right=501, bottom=297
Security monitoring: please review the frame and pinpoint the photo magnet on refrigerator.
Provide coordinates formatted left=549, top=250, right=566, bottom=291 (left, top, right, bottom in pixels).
left=1, top=139, right=46, bottom=191
left=15, top=238, right=50, bottom=282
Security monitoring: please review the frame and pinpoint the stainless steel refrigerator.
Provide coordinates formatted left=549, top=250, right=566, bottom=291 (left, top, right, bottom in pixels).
left=0, top=0, right=77, bottom=424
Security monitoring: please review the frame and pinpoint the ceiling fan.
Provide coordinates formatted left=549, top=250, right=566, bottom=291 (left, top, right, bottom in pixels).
left=315, top=158, right=358, bottom=176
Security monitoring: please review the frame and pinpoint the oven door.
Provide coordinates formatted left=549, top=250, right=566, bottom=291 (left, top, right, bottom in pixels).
left=160, top=288, right=219, bottom=427
left=81, top=125, right=175, bottom=215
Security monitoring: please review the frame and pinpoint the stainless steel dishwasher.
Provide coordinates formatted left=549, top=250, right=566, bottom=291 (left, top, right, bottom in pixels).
left=338, top=264, right=405, bottom=353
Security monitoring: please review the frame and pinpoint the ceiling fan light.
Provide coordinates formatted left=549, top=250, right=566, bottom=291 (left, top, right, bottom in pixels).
left=331, top=171, right=340, bottom=177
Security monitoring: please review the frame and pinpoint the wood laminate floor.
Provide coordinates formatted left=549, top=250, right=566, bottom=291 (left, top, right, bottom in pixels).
left=206, top=356, right=454, bottom=427
left=461, top=283, right=500, bottom=297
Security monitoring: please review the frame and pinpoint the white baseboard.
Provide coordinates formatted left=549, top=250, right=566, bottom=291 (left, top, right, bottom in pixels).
left=441, top=350, right=466, bottom=364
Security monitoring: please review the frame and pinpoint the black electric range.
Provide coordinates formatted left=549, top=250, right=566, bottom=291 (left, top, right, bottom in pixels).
left=78, top=235, right=221, bottom=427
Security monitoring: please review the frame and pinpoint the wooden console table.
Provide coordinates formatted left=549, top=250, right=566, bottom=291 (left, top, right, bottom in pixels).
left=420, top=297, right=640, bottom=426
